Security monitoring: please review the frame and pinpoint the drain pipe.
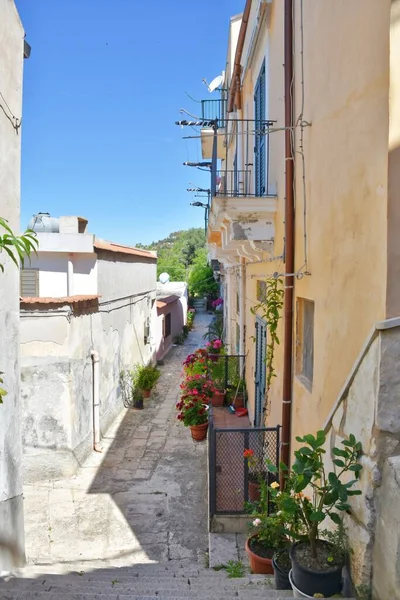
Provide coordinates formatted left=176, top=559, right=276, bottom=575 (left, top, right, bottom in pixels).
left=281, top=0, right=295, bottom=481
left=90, top=350, right=102, bottom=452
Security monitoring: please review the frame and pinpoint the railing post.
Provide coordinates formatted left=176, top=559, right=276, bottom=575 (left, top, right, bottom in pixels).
left=276, top=424, right=281, bottom=471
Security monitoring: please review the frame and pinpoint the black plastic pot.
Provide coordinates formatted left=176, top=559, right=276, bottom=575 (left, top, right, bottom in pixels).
left=290, top=541, right=343, bottom=598
left=133, top=398, right=144, bottom=410
left=272, top=555, right=291, bottom=590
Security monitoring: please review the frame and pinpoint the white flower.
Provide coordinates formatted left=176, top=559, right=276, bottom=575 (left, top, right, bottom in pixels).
left=276, top=492, right=281, bottom=497
left=277, top=511, right=283, bottom=516
left=253, top=518, right=261, bottom=527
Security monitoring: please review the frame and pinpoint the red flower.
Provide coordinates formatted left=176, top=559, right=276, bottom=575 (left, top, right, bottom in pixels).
left=243, top=449, right=255, bottom=458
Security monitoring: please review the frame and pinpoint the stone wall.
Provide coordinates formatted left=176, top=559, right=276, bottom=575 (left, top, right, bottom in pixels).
left=323, top=320, right=400, bottom=600
left=0, top=0, right=26, bottom=570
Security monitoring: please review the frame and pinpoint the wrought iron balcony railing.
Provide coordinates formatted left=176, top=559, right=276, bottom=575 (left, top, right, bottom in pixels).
left=216, top=170, right=252, bottom=197
left=201, top=98, right=227, bottom=125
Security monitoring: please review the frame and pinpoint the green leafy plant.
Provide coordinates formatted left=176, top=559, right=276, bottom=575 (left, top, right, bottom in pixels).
left=203, top=311, right=224, bottom=341
left=250, top=277, right=283, bottom=415
left=0, top=217, right=38, bottom=271
left=0, top=218, right=38, bottom=402
left=269, top=431, right=362, bottom=560
left=173, top=333, right=185, bottom=345
left=225, top=560, right=246, bottom=578
left=132, top=364, right=160, bottom=392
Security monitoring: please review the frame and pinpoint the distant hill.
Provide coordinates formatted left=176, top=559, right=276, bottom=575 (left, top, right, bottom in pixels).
left=136, top=228, right=206, bottom=280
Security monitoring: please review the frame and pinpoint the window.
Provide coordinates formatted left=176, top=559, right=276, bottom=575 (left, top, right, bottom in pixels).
left=20, top=269, right=39, bottom=297
left=254, top=61, right=266, bottom=196
left=236, top=292, right=240, bottom=314
left=256, top=280, right=267, bottom=302
left=163, top=313, right=171, bottom=338
left=236, top=323, right=240, bottom=354
left=296, top=299, right=314, bottom=390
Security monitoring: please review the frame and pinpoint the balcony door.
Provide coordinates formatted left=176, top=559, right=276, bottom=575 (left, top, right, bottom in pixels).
left=254, top=62, right=266, bottom=196
left=254, top=316, right=267, bottom=427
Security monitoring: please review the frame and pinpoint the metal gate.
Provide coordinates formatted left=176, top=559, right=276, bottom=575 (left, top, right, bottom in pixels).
left=209, top=415, right=280, bottom=516
left=254, top=317, right=267, bottom=427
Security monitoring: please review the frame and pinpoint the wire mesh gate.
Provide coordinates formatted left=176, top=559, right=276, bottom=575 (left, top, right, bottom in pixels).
left=209, top=416, right=280, bottom=515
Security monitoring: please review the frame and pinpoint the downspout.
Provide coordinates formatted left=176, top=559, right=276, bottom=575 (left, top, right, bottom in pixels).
left=239, top=258, right=246, bottom=376
left=227, top=0, right=252, bottom=113
left=90, top=350, right=102, bottom=452
left=281, top=0, right=295, bottom=478
left=67, top=255, right=74, bottom=296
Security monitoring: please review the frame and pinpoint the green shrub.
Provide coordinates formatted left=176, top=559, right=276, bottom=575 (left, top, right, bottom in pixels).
left=132, top=364, right=161, bottom=392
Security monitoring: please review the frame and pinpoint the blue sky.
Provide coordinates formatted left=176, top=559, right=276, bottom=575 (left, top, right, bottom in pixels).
left=16, top=0, right=244, bottom=245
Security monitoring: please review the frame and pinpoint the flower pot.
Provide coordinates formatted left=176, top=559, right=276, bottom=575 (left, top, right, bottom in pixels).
left=133, top=398, right=144, bottom=410
left=211, top=390, right=225, bottom=407
left=248, top=480, right=261, bottom=502
left=272, top=554, right=291, bottom=590
left=232, top=394, right=244, bottom=409
left=245, top=535, right=274, bottom=575
left=288, top=570, right=314, bottom=598
left=290, top=541, right=343, bottom=598
left=142, top=389, right=151, bottom=399
left=189, top=422, right=208, bottom=441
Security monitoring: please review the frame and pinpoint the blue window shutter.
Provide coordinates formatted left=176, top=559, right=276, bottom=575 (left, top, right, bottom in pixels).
left=254, top=63, right=266, bottom=196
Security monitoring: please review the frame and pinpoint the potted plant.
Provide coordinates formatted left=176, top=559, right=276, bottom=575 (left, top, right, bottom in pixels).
left=179, top=373, right=214, bottom=404
left=132, top=364, right=160, bottom=398
left=245, top=513, right=283, bottom=574
left=230, top=376, right=246, bottom=409
left=182, top=348, right=209, bottom=377
left=207, top=343, right=226, bottom=407
left=275, top=431, right=362, bottom=598
left=131, top=385, right=144, bottom=410
left=176, top=394, right=209, bottom=441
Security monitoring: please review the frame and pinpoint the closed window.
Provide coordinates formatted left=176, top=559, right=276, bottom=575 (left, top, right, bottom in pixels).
left=20, top=269, right=39, bottom=297
left=163, top=313, right=171, bottom=338
left=296, top=298, right=314, bottom=390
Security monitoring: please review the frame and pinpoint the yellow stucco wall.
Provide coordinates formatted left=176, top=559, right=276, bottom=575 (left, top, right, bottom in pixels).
left=241, top=0, right=390, bottom=443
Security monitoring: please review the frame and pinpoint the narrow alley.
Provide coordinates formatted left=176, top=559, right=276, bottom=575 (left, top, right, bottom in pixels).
left=22, top=313, right=212, bottom=574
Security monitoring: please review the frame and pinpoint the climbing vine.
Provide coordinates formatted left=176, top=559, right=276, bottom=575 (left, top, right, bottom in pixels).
left=251, top=276, right=284, bottom=414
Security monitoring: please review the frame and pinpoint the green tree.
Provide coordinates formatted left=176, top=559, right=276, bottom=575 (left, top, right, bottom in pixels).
left=188, top=248, right=218, bottom=298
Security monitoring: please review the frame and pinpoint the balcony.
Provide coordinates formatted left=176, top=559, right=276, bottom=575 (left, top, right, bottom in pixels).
left=201, top=98, right=226, bottom=124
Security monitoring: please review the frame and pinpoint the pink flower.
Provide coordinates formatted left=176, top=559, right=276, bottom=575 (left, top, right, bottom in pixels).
left=213, top=339, right=222, bottom=349
left=192, top=389, right=198, bottom=395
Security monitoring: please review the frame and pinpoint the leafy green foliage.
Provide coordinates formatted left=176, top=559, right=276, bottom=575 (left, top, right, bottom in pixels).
left=132, top=364, right=160, bottom=391
left=203, top=311, right=224, bottom=341
left=0, top=217, right=38, bottom=272
left=280, top=431, right=363, bottom=559
left=250, top=277, right=284, bottom=415
left=188, top=248, right=218, bottom=298
left=137, top=228, right=206, bottom=280
left=225, top=560, right=246, bottom=578
left=0, top=372, right=7, bottom=403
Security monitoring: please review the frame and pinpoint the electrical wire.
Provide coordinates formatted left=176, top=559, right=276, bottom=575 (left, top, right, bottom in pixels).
left=0, top=90, right=21, bottom=132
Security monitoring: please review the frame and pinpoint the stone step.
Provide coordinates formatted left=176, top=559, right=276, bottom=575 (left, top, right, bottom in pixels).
left=0, top=591, right=296, bottom=600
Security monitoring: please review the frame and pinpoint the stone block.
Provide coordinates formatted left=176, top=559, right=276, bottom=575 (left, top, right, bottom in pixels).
left=377, top=328, right=400, bottom=433
left=208, top=533, right=238, bottom=567
left=342, top=337, right=379, bottom=454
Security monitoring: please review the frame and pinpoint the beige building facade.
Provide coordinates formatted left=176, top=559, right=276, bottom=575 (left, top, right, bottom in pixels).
left=203, top=1, right=400, bottom=598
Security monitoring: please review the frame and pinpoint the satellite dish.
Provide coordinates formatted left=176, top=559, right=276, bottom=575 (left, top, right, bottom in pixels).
left=159, top=272, right=170, bottom=284
left=203, top=73, right=224, bottom=93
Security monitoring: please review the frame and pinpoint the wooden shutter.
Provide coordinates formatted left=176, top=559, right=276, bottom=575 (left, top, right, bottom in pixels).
left=254, top=62, right=266, bottom=196
left=20, top=269, right=39, bottom=297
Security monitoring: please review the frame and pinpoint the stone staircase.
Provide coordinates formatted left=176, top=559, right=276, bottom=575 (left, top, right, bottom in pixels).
left=0, top=562, right=295, bottom=599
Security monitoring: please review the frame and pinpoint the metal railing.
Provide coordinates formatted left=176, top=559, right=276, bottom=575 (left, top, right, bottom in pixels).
left=216, top=169, right=252, bottom=197
left=201, top=98, right=226, bottom=124
left=207, top=353, right=246, bottom=402
left=208, top=405, right=281, bottom=516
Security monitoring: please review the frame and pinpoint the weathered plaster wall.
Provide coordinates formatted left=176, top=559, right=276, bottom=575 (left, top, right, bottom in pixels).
left=0, top=0, right=26, bottom=568
left=20, top=256, right=157, bottom=482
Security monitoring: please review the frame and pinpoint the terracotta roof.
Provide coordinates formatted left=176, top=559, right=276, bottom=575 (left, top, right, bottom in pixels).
left=20, top=295, right=100, bottom=305
left=156, top=295, right=180, bottom=309
left=94, top=238, right=157, bottom=260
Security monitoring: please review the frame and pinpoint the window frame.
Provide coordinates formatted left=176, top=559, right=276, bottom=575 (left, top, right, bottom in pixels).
left=296, top=298, right=314, bottom=391
left=163, top=312, right=172, bottom=339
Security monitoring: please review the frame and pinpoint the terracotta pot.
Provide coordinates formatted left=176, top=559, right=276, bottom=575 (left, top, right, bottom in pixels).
left=211, top=390, right=225, bottom=407
left=233, top=394, right=244, bottom=409
left=245, top=536, right=274, bottom=574
left=142, top=389, right=151, bottom=398
left=189, top=422, right=208, bottom=441
left=248, top=480, right=261, bottom=502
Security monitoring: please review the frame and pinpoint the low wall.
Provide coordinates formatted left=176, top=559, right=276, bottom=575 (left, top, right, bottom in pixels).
left=20, top=295, right=156, bottom=482
left=322, top=319, right=400, bottom=600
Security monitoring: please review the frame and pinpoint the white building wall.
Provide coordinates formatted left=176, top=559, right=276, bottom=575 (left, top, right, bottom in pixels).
left=25, top=252, right=97, bottom=297
left=0, top=0, right=26, bottom=568
left=20, top=255, right=157, bottom=482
